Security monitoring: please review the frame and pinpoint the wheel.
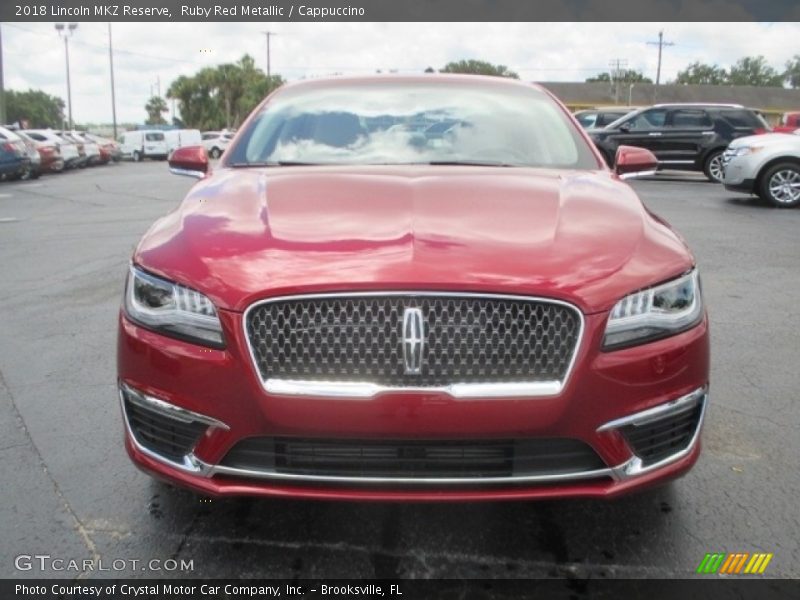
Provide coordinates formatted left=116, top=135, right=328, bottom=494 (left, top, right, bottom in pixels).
left=133, top=150, right=141, bottom=162
left=209, top=147, right=222, bottom=159
left=703, top=150, right=725, bottom=183
left=759, top=162, right=800, bottom=208
left=19, top=165, right=33, bottom=181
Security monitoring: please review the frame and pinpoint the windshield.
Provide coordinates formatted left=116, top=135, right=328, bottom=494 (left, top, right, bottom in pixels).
left=226, top=81, right=598, bottom=169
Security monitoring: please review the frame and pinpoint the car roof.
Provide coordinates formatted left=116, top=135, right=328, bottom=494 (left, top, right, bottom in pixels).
left=651, top=103, right=745, bottom=109
left=276, top=73, right=547, bottom=95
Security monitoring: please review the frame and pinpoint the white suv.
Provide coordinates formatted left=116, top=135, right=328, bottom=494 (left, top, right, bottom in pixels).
left=722, top=132, right=800, bottom=208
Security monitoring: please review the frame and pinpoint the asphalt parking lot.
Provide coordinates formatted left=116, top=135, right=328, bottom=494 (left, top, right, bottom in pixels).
left=0, top=162, right=798, bottom=580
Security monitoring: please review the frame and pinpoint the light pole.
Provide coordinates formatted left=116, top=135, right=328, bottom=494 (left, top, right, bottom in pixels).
left=55, top=22, right=78, bottom=129
left=108, top=23, right=118, bottom=139
left=0, top=24, right=6, bottom=125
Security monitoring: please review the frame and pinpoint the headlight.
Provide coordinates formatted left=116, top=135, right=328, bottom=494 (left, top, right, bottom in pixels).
left=603, top=269, right=703, bottom=350
left=124, top=265, right=225, bottom=348
left=730, top=145, right=763, bottom=157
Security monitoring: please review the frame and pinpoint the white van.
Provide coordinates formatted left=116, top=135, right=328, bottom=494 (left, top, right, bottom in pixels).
left=164, top=129, right=202, bottom=156
left=119, top=130, right=169, bottom=161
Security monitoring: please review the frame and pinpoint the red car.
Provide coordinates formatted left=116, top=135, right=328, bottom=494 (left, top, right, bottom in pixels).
left=773, top=111, right=800, bottom=133
left=118, top=75, right=709, bottom=501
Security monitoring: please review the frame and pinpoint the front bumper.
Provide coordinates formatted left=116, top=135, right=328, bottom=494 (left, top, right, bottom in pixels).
left=117, top=309, right=709, bottom=501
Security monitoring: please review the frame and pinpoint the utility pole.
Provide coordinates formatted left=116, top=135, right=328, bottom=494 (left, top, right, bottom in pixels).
left=108, top=23, right=118, bottom=139
left=647, top=30, right=674, bottom=102
left=609, top=58, right=628, bottom=104
left=0, top=24, right=6, bottom=125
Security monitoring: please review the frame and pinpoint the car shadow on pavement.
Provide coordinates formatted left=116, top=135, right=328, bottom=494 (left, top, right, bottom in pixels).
left=723, top=195, right=771, bottom=209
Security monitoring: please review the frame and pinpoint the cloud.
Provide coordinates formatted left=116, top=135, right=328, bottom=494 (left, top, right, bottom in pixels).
left=2, top=22, right=798, bottom=127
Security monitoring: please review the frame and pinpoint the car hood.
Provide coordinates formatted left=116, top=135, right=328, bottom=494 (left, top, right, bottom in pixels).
left=135, top=166, right=692, bottom=313
left=728, top=132, right=800, bottom=149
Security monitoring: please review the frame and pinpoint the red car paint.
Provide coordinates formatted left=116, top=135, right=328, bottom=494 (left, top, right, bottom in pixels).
left=773, top=111, right=800, bottom=133
left=118, top=75, right=709, bottom=500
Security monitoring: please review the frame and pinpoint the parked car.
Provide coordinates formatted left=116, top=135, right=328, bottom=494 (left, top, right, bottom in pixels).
left=772, top=111, right=800, bottom=133
left=17, top=131, right=64, bottom=173
left=15, top=133, right=43, bottom=179
left=0, top=126, right=32, bottom=180
left=165, top=129, right=202, bottom=156
left=118, top=75, right=709, bottom=501
left=81, top=133, right=122, bottom=162
left=62, top=131, right=105, bottom=165
left=574, top=107, right=635, bottom=129
left=589, top=103, right=771, bottom=182
left=201, top=130, right=234, bottom=158
left=722, top=132, right=800, bottom=207
left=23, top=129, right=81, bottom=169
left=69, top=130, right=111, bottom=166
left=55, top=132, right=88, bottom=167
left=119, top=130, right=169, bottom=161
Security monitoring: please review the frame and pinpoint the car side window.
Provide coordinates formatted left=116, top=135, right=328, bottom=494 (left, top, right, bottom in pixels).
left=576, top=113, right=598, bottom=128
left=624, top=109, right=667, bottom=131
left=668, top=109, right=712, bottom=129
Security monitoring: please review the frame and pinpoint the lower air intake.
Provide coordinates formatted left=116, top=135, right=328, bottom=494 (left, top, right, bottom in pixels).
left=220, top=437, right=607, bottom=480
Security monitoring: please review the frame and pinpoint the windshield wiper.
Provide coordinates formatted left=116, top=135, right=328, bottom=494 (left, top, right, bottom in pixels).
left=228, top=161, right=320, bottom=168
left=424, top=160, right=518, bottom=167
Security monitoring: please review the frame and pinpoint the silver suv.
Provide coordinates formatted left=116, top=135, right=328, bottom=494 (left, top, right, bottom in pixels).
left=722, top=132, right=800, bottom=207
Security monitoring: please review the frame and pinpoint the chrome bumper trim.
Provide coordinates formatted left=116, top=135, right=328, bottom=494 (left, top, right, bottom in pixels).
left=264, top=378, right=563, bottom=399
left=201, top=462, right=614, bottom=485
left=119, top=383, right=226, bottom=476
left=597, top=386, right=706, bottom=432
left=120, top=382, right=229, bottom=430
left=242, top=290, right=585, bottom=400
left=603, top=386, right=708, bottom=480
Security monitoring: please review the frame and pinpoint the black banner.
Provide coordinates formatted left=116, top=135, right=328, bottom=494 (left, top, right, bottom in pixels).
left=3, top=579, right=800, bottom=600
left=2, top=0, right=800, bottom=22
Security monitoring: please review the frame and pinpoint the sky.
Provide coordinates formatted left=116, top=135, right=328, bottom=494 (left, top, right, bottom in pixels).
left=2, top=21, right=799, bottom=125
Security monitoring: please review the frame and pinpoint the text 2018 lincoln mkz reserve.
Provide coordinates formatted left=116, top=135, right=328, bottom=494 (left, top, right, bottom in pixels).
left=117, top=75, right=709, bottom=501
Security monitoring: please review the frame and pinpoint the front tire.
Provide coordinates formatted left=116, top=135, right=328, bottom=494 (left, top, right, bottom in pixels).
left=759, top=162, right=800, bottom=208
left=703, top=150, right=725, bottom=183
left=209, top=147, right=222, bottom=159
left=132, top=150, right=141, bottom=162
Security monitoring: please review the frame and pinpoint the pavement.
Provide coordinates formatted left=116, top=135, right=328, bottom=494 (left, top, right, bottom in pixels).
left=0, top=163, right=798, bottom=580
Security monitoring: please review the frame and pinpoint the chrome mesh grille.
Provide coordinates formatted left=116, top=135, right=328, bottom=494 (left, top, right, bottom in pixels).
left=245, top=294, right=581, bottom=387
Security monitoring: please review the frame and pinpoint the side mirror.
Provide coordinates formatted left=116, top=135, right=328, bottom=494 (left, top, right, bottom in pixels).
left=168, top=145, right=209, bottom=179
left=618, top=123, right=631, bottom=133
left=615, top=145, right=657, bottom=179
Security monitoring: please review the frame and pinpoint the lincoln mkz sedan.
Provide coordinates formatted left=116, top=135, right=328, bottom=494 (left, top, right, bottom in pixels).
left=117, top=75, right=709, bottom=501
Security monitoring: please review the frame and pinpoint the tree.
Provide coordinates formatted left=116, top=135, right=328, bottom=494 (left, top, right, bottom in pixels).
left=4, top=89, right=65, bottom=127
left=674, top=62, right=728, bottom=85
left=440, top=59, right=519, bottom=79
left=586, top=70, right=652, bottom=84
left=144, top=96, right=169, bottom=125
left=166, top=54, right=284, bottom=130
left=727, top=56, right=784, bottom=87
left=784, top=54, right=800, bottom=89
